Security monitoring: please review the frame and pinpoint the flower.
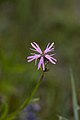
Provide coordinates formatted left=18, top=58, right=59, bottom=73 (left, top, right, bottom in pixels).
left=27, top=42, right=57, bottom=71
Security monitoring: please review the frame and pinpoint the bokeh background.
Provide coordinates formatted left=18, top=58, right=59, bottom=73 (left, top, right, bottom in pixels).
left=0, top=0, right=80, bottom=120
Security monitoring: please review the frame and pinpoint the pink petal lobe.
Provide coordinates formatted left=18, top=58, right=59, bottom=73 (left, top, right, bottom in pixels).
left=38, top=57, right=45, bottom=70
left=44, top=48, right=54, bottom=54
left=45, top=54, right=56, bottom=64
left=33, top=42, right=42, bottom=54
left=31, top=43, right=37, bottom=50
left=27, top=58, right=35, bottom=62
left=38, top=58, right=42, bottom=70
left=31, top=42, right=42, bottom=54
left=27, top=54, right=41, bottom=62
left=48, top=42, right=54, bottom=49
left=50, top=53, right=56, bottom=56
left=44, top=42, right=55, bottom=54
left=46, top=43, right=50, bottom=48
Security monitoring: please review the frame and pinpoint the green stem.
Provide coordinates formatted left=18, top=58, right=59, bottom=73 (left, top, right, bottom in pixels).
left=5, top=72, right=44, bottom=120
left=70, top=69, right=79, bottom=120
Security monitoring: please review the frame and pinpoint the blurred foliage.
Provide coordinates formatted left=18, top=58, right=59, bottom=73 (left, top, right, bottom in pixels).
left=0, top=0, right=80, bottom=120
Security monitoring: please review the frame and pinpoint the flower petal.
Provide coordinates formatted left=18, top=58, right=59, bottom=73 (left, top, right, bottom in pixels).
left=30, top=48, right=36, bottom=52
left=45, top=54, right=57, bottom=64
left=27, top=58, right=36, bottom=62
left=44, top=42, right=55, bottom=54
left=48, top=42, right=54, bottom=49
left=46, top=43, right=50, bottom=48
left=31, top=42, right=37, bottom=50
left=38, top=57, right=45, bottom=70
left=49, top=53, right=56, bottom=57
left=44, top=47, right=54, bottom=54
left=31, top=42, right=42, bottom=54
left=27, top=54, right=41, bottom=62
left=51, top=57, right=57, bottom=62
left=33, top=42, right=42, bottom=54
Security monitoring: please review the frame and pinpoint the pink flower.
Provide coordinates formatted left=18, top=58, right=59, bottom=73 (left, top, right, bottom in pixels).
left=27, top=42, right=57, bottom=71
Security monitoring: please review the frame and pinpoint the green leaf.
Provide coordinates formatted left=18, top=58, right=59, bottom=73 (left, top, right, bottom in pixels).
left=0, top=103, right=8, bottom=120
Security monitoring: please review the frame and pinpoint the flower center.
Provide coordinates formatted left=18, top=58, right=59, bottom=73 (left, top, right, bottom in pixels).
left=41, top=52, right=45, bottom=57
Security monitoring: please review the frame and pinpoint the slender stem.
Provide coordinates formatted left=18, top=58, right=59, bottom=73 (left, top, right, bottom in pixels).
left=70, top=69, right=79, bottom=120
left=5, top=72, right=44, bottom=120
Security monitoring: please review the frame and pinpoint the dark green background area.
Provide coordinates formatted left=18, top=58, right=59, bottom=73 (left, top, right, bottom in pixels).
left=0, top=0, right=80, bottom=120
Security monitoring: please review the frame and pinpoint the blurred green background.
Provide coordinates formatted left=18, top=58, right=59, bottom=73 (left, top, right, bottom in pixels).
left=0, top=0, right=80, bottom=120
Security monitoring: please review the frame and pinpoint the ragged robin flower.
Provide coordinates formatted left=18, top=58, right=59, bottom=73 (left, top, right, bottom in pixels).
left=27, top=42, right=57, bottom=71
